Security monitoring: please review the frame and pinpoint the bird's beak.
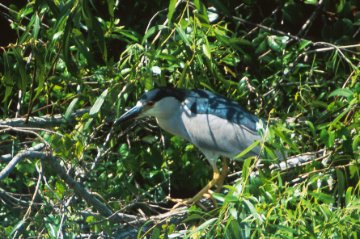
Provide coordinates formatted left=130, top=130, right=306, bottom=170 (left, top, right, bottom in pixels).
left=115, top=103, right=143, bottom=125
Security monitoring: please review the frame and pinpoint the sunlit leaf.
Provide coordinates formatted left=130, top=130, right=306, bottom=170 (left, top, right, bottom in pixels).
left=328, top=88, right=353, bottom=99
left=32, top=13, right=40, bottom=38
left=167, top=0, right=177, bottom=24
left=64, top=98, right=79, bottom=120
left=90, top=89, right=108, bottom=115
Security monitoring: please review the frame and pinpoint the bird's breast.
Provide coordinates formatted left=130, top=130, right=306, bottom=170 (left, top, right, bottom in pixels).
left=155, top=113, right=191, bottom=141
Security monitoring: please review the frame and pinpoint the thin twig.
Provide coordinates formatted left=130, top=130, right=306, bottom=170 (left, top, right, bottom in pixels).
left=297, top=0, right=324, bottom=38
left=231, top=15, right=304, bottom=42
left=0, top=3, right=49, bottom=28
left=0, top=187, right=35, bottom=206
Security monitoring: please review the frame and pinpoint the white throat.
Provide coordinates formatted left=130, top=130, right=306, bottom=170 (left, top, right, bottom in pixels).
left=144, top=97, right=190, bottom=140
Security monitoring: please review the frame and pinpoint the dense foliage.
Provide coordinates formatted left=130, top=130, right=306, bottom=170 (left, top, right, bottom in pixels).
left=0, top=0, right=359, bottom=238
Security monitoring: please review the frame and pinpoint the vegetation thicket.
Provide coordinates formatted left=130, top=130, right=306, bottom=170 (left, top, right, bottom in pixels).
left=0, top=0, right=359, bottom=238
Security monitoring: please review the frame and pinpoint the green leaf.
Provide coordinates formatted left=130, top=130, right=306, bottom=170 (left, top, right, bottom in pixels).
left=243, top=199, right=259, bottom=219
left=224, top=194, right=240, bottom=203
left=242, top=158, right=252, bottom=181
left=175, top=24, right=191, bottom=47
left=194, top=0, right=201, bottom=10
left=230, top=220, right=242, bottom=238
left=305, top=120, right=316, bottom=137
left=202, top=42, right=211, bottom=60
left=64, top=98, right=79, bottom=120
left=304, top=0, right=318, bottom=5
left=328, top=130, right=336, bottom=147
left=2, top=52, right=14, bottom=103
left=53, top=31, right=63, bottom=40
left=267, top=35, right=289, bottom=52
left=33, top=50, right=47, bottom=100
left=229, top=208, right=238, bottom=219
left=336, top=169, right=345, bottom=199
left=310, top=192, right=334, bottom=204
left=112, top=29, right=139, bottom=42
left=107, top=0, right=115, bottom=18
left=55, top=181, right=65, bottom=198
left=299, top=39, right=312, bottom=50
left=32, top=13, right=40, bottom=38
left=235, top=140, right=260, bottom=159
left=211, top=193, right=225, bottom=202
left=90, top=89, right=108, bottom=116
left=167, top=0, right=177, bottom=24
left=189, top=218, right=217, bottom=235
left=85, top=216, right=95, bottom=223
left=328, top=88, right=353, bottom=99
left=13, top=48, right=29, bottom=93
left=150, top=228, right=161, bottom=239
left=74, top=37, right=96, bottom=66
left=273, top=125, right=299, bottom=151
left=352, top=134, right=360, bottom=151
left=345, top=187, right=353, bottom=206
left=142, top=25, right=168, bottom=44
left=62, top=17, right=78, bottom=75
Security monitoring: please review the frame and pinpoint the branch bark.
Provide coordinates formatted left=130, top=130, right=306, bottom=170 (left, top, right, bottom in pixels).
left=0, top=143, right=46, bottom=180
left=0, top=145, right=144, bottom=224
left=0, top=109, right=88, bottom=128
left=0, top=143, right=329, bottom=232
left=44, top=153, right=143, bottom=223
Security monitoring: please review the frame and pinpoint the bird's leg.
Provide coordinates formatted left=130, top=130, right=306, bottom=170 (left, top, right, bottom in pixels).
left=171, top=165, right=220, bottom=209
left=188, top=165, right=220, bottom=203
left=215, top=158, right=229, bottom=193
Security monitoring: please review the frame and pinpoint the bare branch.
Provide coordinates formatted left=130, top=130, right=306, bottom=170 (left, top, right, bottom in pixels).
left=0, top=187, right=34, bottom=207
left=0, top=143, right=46, bottom=180
left=0, top=146, right=143, bottom=223
left=297, top=0, right=324, bottom=38
left=231, top=15, right=304, bottom=42
left=229, top=149, right=328, bottom=179
left=269, top=149, right=328, bottom=171
left=45, top=153, right=143, bottom=223
left=0, top=109, right=88, bottom=128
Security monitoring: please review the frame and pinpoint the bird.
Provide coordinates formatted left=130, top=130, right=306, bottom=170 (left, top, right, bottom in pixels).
left=115, top=87, right=266, bottom=204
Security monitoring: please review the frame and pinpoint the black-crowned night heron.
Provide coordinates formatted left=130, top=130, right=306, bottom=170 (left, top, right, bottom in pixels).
left=116, top=87, right=265, bottom=203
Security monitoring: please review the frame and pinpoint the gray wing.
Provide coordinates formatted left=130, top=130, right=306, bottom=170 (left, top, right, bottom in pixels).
left=185, top=89, right=264, bottom=132
left=181, top=90, right=264, bottom=160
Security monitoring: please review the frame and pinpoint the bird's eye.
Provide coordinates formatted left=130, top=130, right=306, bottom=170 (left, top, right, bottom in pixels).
left=147, top=101, right=154, bottom=106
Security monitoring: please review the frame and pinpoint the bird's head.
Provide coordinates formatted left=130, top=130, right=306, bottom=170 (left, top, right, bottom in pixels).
left=115, top=87, right=186, bottom=124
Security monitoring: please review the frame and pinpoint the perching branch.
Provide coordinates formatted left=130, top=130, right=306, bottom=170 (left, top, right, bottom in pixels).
left=0, top=141, right=334, bottom=236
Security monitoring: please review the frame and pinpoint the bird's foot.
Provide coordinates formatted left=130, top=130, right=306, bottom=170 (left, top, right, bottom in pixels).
left=165, top=196, right=192, bottom=210
left=167, top=192, right=215, bottom=210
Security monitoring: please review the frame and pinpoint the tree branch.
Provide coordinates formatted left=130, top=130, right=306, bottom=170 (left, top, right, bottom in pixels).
left=0, top=109, right=88, bottom=128
left=296, top=0, right=324, bottom=38
left=0, top=146, right=144, bottom=224
left=0, top=143, right=46, bottom=180
left=229, top=149, right=328, bottom=179
left=269, top=149, right=328, bottom=171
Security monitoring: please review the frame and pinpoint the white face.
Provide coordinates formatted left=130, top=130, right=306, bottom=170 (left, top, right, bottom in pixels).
left=142, top=96, right=180, bottom=118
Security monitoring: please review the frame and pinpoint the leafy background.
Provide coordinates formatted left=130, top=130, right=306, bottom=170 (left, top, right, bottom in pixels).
left=0, top=0, right=359, bottom=238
